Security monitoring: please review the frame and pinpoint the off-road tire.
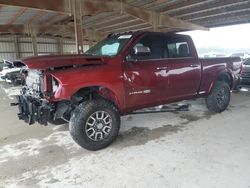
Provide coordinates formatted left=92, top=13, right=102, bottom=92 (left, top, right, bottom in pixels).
left=206, top=81, right=231, bottom=113
left=69, top=99, right=120, bottom=150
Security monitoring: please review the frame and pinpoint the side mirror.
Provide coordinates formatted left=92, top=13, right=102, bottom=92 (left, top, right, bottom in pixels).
left=134, top=46, right=151, bottom=55
left=125, top=46, right=151, bottom=63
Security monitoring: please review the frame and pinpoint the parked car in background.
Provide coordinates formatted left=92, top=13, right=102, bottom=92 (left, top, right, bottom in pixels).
left=230, top=52, right=250, bottom=61
left=240, top=58, right=250, bottom=85
left=5, top=70, right=26, bottom=85
left=0, top=59, right=26, bottom=84
left=202, top=52, right=226, bottom=58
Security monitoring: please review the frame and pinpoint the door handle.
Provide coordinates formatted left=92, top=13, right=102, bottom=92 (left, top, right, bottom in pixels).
left=190, top=64, right=199, bottom=67
left=156, top=66, right=168, bottom=70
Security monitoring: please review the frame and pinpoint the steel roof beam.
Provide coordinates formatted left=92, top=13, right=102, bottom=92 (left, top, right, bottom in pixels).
left=0, top=24, right=106, bottom=40
left=109, top=23, right=152, bottom=33
left=103, top=21, right=147, bottom=33
left=95, top=17, right=139, bottom=31
left=119, top=2, right=208, bottom=30
left=85, top=15, right=133, bottom=29
left=83, top=13, right=120, bottom=27
left=141, top=0, right=180, bottom=9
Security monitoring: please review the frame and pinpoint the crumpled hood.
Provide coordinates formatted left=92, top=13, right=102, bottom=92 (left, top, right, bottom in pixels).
left=21, top=54, right=108, bottom=70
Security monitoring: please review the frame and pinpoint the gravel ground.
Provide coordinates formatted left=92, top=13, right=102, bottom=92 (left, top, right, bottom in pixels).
left=0, top=82, right=250, bottom=188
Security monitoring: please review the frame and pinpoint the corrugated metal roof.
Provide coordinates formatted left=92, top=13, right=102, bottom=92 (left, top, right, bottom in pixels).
left=14, top=9, right=37, bottom=24
left=0, top=6, right=20, bottom=24
left=36, top=12, right=55, bottom=23
left=81, top=0, right=250, bottom=33
left=0, top=0, right=249, bottom=39
left=0, top=6, right=67, bottom=25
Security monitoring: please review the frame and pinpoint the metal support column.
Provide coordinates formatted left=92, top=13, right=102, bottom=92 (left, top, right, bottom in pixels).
left=13, top=35, right=20, bottom=59
left=72, top=0, right=84, bottom=54
left=31, top=34, right=38, bottom=56
left=58, top=38, right=63, bottom=55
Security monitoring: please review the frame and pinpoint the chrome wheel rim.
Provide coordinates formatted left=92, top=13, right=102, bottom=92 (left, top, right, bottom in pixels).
left=85, top=111, right=112, bottom=141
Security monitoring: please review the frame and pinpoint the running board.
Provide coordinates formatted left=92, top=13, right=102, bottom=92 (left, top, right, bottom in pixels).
left=131, top=104, right=189, bottom=115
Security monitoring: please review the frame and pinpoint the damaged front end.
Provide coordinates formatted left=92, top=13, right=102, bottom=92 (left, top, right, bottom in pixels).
left=14, top=93, right=53, bottom=125
left=11, top=69, right=71, bottom=126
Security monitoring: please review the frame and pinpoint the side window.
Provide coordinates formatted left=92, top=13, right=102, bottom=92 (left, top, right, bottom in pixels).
left=166, top=40, right=191, bottom=58
left=131, top=35, right=164, bottom=60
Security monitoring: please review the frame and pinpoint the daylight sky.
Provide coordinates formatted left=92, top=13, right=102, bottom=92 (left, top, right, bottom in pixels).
left=182, top=23, right=250, bottom=49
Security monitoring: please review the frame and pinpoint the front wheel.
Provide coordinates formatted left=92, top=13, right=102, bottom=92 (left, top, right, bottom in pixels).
left=69, top=99, right=120, bottom=150
left=206, top=81, right=231, bottom=113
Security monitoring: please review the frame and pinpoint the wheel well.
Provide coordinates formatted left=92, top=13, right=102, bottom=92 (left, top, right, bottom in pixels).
left=217, top=73, right=233, bottom=89
left=72, top=86, right=120, bottom=110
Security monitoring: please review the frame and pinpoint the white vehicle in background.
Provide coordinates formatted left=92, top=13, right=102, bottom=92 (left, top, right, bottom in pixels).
left=201, top=52, right=226, bottom=58
left=230, top=52, right=250, bottom=61
left=0, top=59, right=25, bottom=78
left=0, top=59, right=26, bottom=84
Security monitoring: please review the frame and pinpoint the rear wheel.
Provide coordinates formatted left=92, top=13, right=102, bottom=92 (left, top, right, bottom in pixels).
left=69, top=99, right=120, bottom=150
left=206, top=81, right=231, bottom=113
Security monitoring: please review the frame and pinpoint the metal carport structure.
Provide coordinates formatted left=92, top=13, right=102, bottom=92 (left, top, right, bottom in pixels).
left=0, top=0, right=249, bottom=54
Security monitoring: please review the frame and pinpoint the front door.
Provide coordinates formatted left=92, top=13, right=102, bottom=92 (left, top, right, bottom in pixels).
left=123, top=34, right=172, bottom=111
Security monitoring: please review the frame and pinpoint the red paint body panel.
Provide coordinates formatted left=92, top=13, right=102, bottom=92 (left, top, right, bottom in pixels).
left=50, top=57, right=125, bottom=110
left=123, top=59, right=171, bottom=111
left=199, top=57, right=242, bottom=93
left=21, top=32, right=242, bottom=114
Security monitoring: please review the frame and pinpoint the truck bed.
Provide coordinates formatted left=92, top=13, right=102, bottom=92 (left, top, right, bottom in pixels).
left=199, top=57, right=241, bottom=93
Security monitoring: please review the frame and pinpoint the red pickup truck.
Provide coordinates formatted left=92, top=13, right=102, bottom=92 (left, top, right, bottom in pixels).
left=14, top=32, right=242, bottom=150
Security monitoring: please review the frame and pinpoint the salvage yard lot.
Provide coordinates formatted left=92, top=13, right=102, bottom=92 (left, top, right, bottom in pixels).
left=0, top=82, right=250, bottom=188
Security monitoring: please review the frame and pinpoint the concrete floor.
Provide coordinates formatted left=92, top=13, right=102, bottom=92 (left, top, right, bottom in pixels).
left=0, top=82, right=250, bottom=188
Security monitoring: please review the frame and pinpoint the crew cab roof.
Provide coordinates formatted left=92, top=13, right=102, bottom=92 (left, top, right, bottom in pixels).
left=108, top=31, right=190, bottom=39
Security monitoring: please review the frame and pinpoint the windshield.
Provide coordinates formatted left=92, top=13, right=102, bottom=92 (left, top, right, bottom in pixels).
left=86, top=34, right=132, bottom=56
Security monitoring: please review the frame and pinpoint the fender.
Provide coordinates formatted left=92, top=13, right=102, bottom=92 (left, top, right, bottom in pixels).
left=52, top=81, right=125, bottom=112
left=208, top=69, right=233, bottom=94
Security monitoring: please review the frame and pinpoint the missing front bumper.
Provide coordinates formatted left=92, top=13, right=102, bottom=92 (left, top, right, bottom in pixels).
left=13, top=95, right=53, bottom=125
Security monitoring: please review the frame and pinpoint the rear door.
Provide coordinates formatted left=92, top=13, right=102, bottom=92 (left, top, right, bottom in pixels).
left=123, top=33, right=172, bottom=110
left=165, top=36, right=202, bottom=99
